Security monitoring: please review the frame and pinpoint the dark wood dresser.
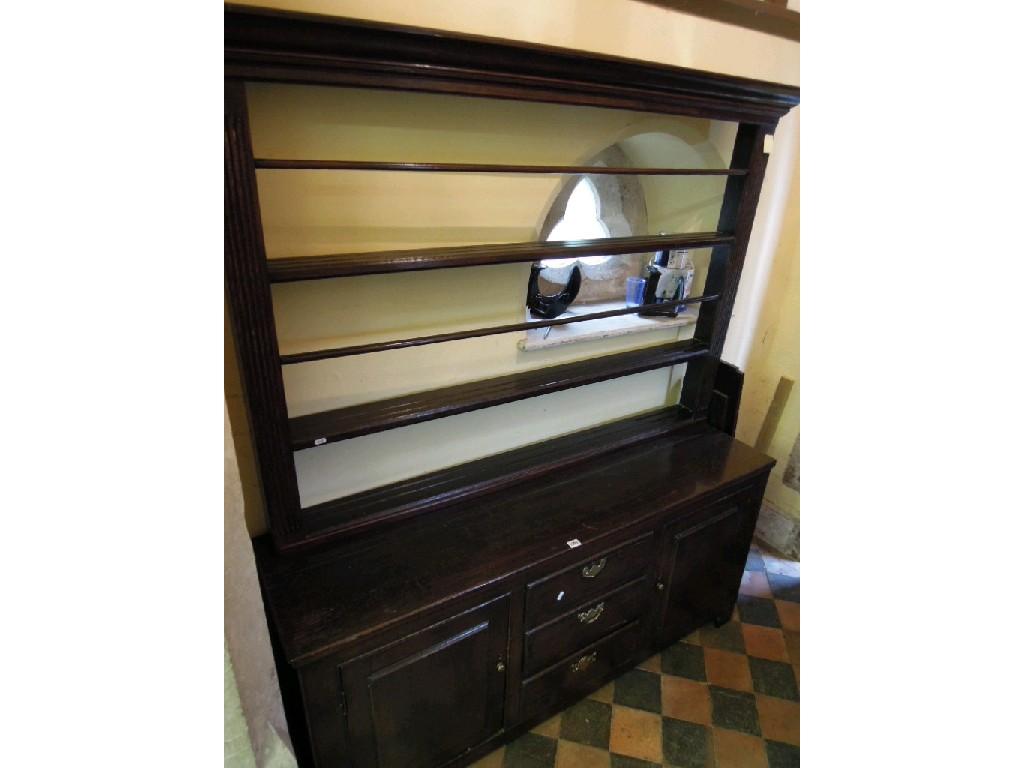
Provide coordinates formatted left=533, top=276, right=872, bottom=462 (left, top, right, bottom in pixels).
left=225, top=6, right=797, bottom=767
left=255, top=425, right=773, bottom=767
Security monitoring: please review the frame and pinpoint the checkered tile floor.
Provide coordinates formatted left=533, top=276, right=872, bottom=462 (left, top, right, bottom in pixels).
left=471, top=541, right=799, bottom=768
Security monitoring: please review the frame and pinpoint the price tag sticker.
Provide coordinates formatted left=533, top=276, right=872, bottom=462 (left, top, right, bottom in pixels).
left=314, top=437, right=327, bottom=446
left=566, top=539, right=582, bottom=549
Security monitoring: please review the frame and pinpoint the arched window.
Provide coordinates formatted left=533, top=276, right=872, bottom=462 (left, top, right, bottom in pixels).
left=541, top=178, right=612, bottom=269
left=532, top=146, right=649, bottom=306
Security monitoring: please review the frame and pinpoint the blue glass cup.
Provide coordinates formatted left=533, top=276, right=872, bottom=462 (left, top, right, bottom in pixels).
left=625, top=276, right=646, bottom=307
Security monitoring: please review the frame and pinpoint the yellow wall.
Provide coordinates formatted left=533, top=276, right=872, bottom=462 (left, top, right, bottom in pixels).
left=736, top=152, right=800, bottom=521
left=226, top=1, right=800, bottom=533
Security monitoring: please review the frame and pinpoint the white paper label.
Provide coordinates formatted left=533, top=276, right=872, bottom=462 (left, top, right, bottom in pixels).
left=314, top=437, right=327, bottom=446
left=566, top=539, right=582, bottom=549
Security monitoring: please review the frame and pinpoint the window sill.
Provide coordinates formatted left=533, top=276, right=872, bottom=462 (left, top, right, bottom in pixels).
left=518, top=301, right=698, bottom=352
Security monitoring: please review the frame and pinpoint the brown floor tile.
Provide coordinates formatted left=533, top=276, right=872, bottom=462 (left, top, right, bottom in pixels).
left=776, top=600, right=799, bottom=632
left=468, top=745, right=504, bottom=767
left=713, top=728, right=769, bottom=768
left=637, top=653, right=661, bottom=674
left=590, top=682, right=614, bottom=704
left=756, top=694, right=799, bottom=746
left=741, top=625, right=789, bottom=662
left=699, top=621, right=746, bottom=653
left=609, top=705, right=663, bottom=764
left=739, top=570, right=772, bottom=599
left=704, top=648, right=753, bottom=692
left=784, top=630, right=799, bottom=668
left=532, top=714, right=562, bottom=739
left=555, top=739, right=611, bottom=768
left=662, top=675, right=712, bottom=725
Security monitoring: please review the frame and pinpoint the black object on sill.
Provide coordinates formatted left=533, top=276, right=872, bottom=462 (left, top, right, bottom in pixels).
left=526, top=264, right=582, bottom=319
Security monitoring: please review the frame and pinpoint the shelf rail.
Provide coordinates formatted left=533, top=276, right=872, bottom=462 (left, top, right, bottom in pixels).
left=289, top=339, right=708, bottom=449
left=281, top=294, right=720, bottom=364
left=267, top=232, right=734, bottom=281
left=254, top=158, right=748, bottom=175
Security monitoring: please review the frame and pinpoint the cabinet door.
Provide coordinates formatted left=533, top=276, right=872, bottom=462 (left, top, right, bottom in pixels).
left=658, top=493, right=759, bottom=644
left=341, top=594, right=510, bottom=768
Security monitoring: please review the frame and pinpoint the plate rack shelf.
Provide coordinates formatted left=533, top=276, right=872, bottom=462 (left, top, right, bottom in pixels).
left=226, top=7, right=796, bottom=551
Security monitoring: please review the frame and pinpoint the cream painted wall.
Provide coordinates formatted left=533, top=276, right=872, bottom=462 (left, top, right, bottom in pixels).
left=736, top=151, right=800, bottom=521
left=226, top=2, right=799, bottom=532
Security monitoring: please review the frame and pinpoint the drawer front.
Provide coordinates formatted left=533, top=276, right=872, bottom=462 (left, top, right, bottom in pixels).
left=525, top=534, right=653, bottom=628
left=520, top=620, right=643, bottom=723
left=524, top=577, right=649, bottom=677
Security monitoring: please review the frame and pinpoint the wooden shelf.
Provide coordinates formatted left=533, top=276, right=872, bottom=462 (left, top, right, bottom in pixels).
left=266, top=232, right=734, bottom=282
left=280, top=294, right=719, bottom=364
left=298, top=406, right=705, bottom=544
left=254, top=159, right=746, bottom=175
left=289, top=339, right=708, bottom=449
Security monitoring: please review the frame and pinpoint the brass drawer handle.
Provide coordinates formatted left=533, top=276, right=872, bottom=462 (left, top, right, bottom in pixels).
left=577, top=602, right=605, bottom=625
left=571, top=652, right=598, bottom=673
left=581, top=558, right=607, bottom=579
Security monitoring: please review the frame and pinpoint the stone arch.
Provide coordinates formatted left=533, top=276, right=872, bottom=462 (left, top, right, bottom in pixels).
left=535, top=127, right=728, bottom=304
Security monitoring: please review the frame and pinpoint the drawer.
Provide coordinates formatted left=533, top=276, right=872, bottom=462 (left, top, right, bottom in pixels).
left=525, top=534, right=653, bottom=628
left=524, top=576, right=649, bottom=677
left=520, top=620, right=643, bottom=723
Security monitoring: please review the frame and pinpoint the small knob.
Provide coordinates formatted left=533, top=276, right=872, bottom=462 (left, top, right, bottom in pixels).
left=656, top=581, right=665, bottom=591
left=496, top=661, right=506, bottom=672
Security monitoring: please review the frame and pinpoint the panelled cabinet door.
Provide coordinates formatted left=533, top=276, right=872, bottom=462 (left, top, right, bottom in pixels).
left=658, top=492, right=759, bottom=644
left=340, top=594, right=510, bottom=768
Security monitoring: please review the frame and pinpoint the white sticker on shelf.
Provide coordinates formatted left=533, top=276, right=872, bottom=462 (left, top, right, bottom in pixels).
left=567, top=539, right=582, bottom=549
left=314, top=437, right=327, bottom=446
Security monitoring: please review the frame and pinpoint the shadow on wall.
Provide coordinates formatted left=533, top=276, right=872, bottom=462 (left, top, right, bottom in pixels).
left=783, top=433, right=799, bottom=491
